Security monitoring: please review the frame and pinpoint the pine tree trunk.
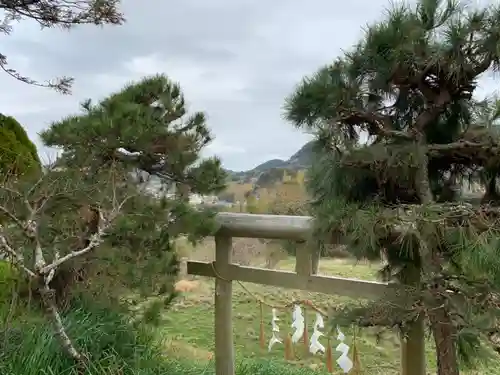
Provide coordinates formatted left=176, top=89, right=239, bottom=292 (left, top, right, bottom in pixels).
left=413, top=134, right=459, bottom=375
left=414, top=142, right=434, bottom=204
left=429, top=299, right=459, bottom=375
left=481, top=176, right=500, bottom=204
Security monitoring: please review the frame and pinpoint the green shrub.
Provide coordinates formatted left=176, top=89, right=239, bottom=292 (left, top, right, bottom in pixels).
left=0, top=260, right=16, bottom=281
left=0, top=114, right=41, bottom=177
left=0, top=261, right=20, bottom=302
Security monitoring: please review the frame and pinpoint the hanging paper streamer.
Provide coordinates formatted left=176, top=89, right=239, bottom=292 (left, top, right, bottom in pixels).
left=309, top=312, right=325, bottom=355
left=291, top=305, right=304, bottom=343
left=268, top=308, right=282, bottom=351
left=335, top=327, right=353, bottom=373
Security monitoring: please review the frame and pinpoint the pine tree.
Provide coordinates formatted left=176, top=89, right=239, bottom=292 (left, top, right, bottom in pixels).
left=39, top=74, right=226, bottom=304
left=285, top=1, right=500, bottom=374
left=41, top=74, right=226, bottom=196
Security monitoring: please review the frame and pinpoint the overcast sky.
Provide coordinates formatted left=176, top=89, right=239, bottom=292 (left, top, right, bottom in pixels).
left=1, top=0, right=498, bottom=171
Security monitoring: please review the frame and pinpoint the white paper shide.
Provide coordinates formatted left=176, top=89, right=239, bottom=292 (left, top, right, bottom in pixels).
left=335, top=327, right=353, bottom=373
left=268, top=308, right=282, bottom=351
left=309, top=312, right=326, bottom=355
left=291, top=305, right=305, bottom=343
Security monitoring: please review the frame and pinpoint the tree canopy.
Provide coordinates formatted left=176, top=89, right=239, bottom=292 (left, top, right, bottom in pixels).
left=38, top=74, right=227, bottom=304
left=285, top=0, right=500, bottom=374
left=41, top=74, right=226, bottom=197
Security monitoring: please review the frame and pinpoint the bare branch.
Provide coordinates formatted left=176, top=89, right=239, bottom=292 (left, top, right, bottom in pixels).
left=39, top=195, right=133, bottom=274
left=40, top=228, right=105, bottom=274
left=0, top=0, right=124, bottom=93
left=0, top=53, right=74, bottom=94
left=0, top=205, right=25, bottom=230
left=0, top=227, right=36, bottom=278
left=38, top=284, right=86, bottom=362
left=23, top=197, right=46, bottom=270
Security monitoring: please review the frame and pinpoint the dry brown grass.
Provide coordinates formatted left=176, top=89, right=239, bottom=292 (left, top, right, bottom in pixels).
left=225, top=182, right=254, bottom=202
left=174, top=279, right=201, bottom=293
left=181, top=237, right=289, bottom=268
left=177, top=235, right=355, bottom=273
left=224, top=182, right=282, bottom=209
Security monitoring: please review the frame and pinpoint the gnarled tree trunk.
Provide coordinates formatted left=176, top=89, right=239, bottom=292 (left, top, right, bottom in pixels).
left=414, top=130, right=459, bottom=375
left=428, top=293, right=459, bottom=375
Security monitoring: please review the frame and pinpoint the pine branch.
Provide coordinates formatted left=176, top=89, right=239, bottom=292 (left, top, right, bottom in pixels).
left=338, top=109, right=414, bottom=140
left=0, top=0, right=124, bottom=92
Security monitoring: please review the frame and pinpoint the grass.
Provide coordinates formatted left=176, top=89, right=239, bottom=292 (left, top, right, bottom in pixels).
left=2, top=256, right=500, bottom=374
left=0, top=295, right=324, bottom=375
left=1, top=300, right=163, bottom=375
left=0, top=259, right=324, bottom=375
left=161, top=256, right=500, bottom=375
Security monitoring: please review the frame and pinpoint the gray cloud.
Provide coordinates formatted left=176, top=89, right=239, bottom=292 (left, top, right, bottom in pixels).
left=1, top=0, right=498, bottom=170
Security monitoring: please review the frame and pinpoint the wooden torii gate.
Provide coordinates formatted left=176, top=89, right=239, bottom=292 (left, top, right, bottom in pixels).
left=187, top=212, right=425, bottom=375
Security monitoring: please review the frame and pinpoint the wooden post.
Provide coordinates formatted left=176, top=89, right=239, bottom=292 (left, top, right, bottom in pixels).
left=179, top=257, right=188, bottom=280
left=400, top=266, right=425, bottom=375
left=214, top=235, right=235, bottom=375
left=295, top=241, right=312, bottom=277
left=401, top=316, right=425, bottom=375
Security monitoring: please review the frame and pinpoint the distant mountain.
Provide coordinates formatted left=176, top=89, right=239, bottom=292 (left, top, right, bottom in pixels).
left=226, top=141, right=315, bottom=183
left=287, top=141, right=314, bottom=167
left=252, top=158, right=288, bottom=171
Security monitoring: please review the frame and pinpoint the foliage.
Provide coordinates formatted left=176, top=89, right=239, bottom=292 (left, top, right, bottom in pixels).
left=285, top=0, right=500, bottom=374
left=0, top=0, right=124, bottom=93
left=41, top=74, right=226, bottom=196
left=0, top=114, right=41, bottom=177
left=48, top=75, right=226, bottom=304
left=0, top=260, right=19, bottom=302
left=0, top=164, right=146, bottom=361
left=0, top=295, right=325, bottom=375
left=0, top=75, right=226, bottom=363
left=0, top=297, right=162, bottom=375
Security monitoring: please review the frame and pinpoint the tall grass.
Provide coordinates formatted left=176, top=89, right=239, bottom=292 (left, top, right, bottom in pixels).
left=0, top=297, right=324, bottom=375
left=1, top=298, right=164, bottom=375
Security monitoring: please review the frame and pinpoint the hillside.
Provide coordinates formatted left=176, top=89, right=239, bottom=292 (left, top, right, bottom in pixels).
left=226, top=141, right=314, bottom=183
